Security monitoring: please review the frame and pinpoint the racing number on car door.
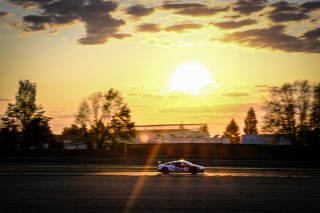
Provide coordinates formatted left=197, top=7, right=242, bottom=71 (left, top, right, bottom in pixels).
left=180, top=162, right=189, bottom=172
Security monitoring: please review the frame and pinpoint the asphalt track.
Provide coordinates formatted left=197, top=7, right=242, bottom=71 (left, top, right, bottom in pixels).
left=0, top=164, right=320, bottom=213
left=1, top=165, right=320, bottom=177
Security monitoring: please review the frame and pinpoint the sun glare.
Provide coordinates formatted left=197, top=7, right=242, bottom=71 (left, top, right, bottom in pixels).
left=169, top=61, right=212, bottom=94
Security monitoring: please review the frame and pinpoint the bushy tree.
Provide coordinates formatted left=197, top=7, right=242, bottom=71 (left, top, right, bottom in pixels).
left=62, top=124, right=85, bottom=143
left=224, top=119, right=240, bottom=144
left=0, top=124, right=20, bottom=150
left=61, top=124, right=87, bottom=148
left=71, top=89, right=135, bottom=149
left=244, top=107, right=258, bottom=134
left=262, top=80, right=319, bottom=147
left=1, top=80, right=54, bottom=150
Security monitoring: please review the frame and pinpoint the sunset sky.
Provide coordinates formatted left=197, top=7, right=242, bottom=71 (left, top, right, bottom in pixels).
left=0, top=0, right=319, bottom=136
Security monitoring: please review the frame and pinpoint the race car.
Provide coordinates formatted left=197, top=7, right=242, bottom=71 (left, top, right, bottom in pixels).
left=158, top=159, right=205, bottom=174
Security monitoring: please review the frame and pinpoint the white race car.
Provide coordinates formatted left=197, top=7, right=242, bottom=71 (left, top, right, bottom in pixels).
left=158, top=160, right=205, bottom=174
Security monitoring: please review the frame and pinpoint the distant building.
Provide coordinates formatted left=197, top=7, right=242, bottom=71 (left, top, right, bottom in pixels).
left=63, top=140, right=87, bottom=149
left=135, top=124, right=209, bottom=143
left=208, top=136, right=231, bottom=144
left=242, top=134, right=291, bottom=145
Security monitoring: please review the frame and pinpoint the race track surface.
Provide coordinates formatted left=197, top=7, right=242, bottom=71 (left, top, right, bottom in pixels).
left=0, top=163, right=320, bottom=213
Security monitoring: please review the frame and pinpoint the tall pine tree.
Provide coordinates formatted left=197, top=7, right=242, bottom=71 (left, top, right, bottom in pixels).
left=244, top=107, right=258, bottom=134
left=224, top=119, right=240, bottom=144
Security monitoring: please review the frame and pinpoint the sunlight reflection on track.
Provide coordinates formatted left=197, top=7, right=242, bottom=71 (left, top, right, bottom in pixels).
left=90, top=171, right=319, bottom=178
left=122, top=143, right=162, bottom=213
left=90, top=172, right=264, bottom=177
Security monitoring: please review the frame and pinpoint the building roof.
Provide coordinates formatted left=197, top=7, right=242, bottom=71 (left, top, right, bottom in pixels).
left=135, top=124, right=204, bottom=131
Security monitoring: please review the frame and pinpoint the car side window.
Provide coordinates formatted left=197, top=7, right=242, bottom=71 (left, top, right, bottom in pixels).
left=185, top=162, right=191, bottom=167
left=173, top=162, right=180, bottom=167
left=174, top=162, right=185, bottom=168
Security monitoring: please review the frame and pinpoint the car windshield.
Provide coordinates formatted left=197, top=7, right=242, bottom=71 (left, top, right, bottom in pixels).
left=182, top=161, right=192, bottom=166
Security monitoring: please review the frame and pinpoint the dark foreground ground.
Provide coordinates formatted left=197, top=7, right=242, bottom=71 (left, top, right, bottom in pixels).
left=0, top=161, right=320, bottom=213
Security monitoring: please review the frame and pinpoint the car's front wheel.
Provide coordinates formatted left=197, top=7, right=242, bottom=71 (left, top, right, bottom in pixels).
left=161, top=167, right=170, bottom=174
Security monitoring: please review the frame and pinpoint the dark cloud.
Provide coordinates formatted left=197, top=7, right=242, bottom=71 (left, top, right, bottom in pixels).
left=302, top=27, right=320, bottom=40
left=23, top=15, right=52, bottom=31
left=164, top=23, right=203, bottom=32
left=79, top=15, right=125, bottom=44
left=162, top=3, right=204, bottom=10
left=270, top=1, right=297, bottom=12
left=126, top=4, right=154, bottom=18
left=219, top=25, right=320, bottom=53
left=212, top=19, right=256, bottom=29
left=300, top=2, right=320, bottom=11
left=175, top=6, right=228, bottom=17
left=270, top=1, right=320, bottom=13
left=5, top=0, right=320, bottom=50
left=268, top=1, right=310, bottom=22
left=8, top=0, right=125, bottom=45
left=111, top=34, right=131, bottom=39
left=269, top=12, right=309, bottom=22
left=162, top=3, right=228, bottom=17
left=233, top=0, right=268, bottom=15
left=136, top=23, right=161, bottom=32
left=300, top=27, right=320, bottom=52
left=224, top=15, right=242, bottom=19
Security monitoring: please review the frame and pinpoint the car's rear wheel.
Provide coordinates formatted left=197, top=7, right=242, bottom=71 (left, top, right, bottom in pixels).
left=190, top=166, right=197, bottom=174
left=162, top=167, right=170, bottom=174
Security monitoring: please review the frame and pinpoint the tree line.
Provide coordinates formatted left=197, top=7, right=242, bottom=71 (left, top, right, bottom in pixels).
left=0, top=80, right=319, bottom=150
left=0, top=80, right=135, bottom=150
left=223, top=80, right=320, bottom=149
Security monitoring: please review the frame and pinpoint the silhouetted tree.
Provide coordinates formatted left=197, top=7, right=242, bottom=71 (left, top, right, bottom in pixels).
left=309, top=83, right=320, bottom=148
left=224, top=119, right=240, bottom=144
left=262, top=80, right=318, bottom=148
left=24, top=115, right=54, bottom=149
left=199, top=124, right=209, bottom=135
left=310, top=83, right=320, bottom=132
left=1, top=80, right=54, bottom=150
left=61, top=124, right=87, bottom=148
left=62, top=124, right=84, bottom=142
left=73, top=89, right=136, bottom=149
left=0, top=125, right=20, bottom=150
left=244, top=107, right=258, bottom=134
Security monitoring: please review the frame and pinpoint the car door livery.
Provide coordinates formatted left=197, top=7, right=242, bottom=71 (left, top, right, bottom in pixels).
left=174, top=161, right=189, bottom=172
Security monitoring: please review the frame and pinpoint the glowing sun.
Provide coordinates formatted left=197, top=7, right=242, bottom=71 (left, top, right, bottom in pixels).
left=169, top=61, right=212, bottom=94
